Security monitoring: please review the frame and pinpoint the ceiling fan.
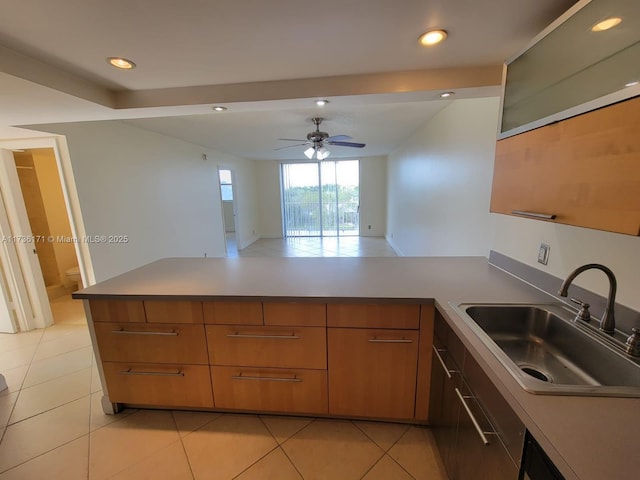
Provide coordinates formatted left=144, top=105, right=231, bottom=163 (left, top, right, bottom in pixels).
left=276, top=117, right=365, bottom=160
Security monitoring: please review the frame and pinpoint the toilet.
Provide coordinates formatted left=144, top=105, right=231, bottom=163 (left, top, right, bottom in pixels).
left=65, top=266, right=82, bottom=289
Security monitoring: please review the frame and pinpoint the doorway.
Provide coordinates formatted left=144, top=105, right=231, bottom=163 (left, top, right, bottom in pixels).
left=0, top=138, right=91, bottom=333
left=218, top=167, right=238, bottom=256
left=281, top=160, right=359, bottom=237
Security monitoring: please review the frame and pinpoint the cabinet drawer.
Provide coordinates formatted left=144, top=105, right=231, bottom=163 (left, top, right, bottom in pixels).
left=207, top=325, right=326, bottom=369
left=89, top=300, right=145, bottom=323
left=263, top=302, right=326, bottom=326
left=328, top=328, right=419, bottom=419
left=327, top=303, right=419, bottom=329
left=144, top=301, right=203, bottom=324
left=203, top=301, right=263, bottom=325
left=103, top=362, right=213, bottom=408
left=211, top=366, right=327, bottom=414
left=94, top=323, right=208, bottom=364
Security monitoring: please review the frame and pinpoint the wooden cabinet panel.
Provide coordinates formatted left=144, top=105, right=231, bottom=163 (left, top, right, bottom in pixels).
left=144, top=300, right=203, bottom=324
left=94, top=322, right=208, bottom=364
left=263, top=302, right=326, bottom=326
left=328, top=328, right=419, bottom=419
left=103, top=362, right=213, bottom=408
left=414, top=304, right=434, bottom=420
left=203, top=301, right=263, bottom=325
left=207, top=325, right=326, bottom=369
left=491, top=95, right=640, bottom=235
left=327, top=303, right=420, bottom=329
left=211, top=366, right=327, bottom=414
left=89, top=300, right=145, bottom=323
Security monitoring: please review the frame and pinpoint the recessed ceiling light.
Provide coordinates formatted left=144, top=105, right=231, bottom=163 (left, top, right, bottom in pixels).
left=419, top=29, right=448, bottom=46
left=316, top=99, right=329, bottom=107
left=625, top=80, right=639, bottom=87
left=212, top=106, right=227, bottom=112
left=106, top=57, right=136, bottom=70
left=591, top=17, right=622, bottom=32
left=440, top=92, right=455, bottom=98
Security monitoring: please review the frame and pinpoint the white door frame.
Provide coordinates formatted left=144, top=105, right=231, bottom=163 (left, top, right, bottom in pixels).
left=217, top=165, right=240, bottom=254
left=0, top=136, right=94, bottom=331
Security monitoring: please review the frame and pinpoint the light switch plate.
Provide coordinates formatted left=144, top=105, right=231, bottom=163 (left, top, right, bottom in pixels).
left=538, top=243, right=550, bottom=265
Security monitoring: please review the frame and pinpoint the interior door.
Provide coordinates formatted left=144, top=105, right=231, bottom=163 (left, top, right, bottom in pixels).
left=0, top=149, right=53, bottom=330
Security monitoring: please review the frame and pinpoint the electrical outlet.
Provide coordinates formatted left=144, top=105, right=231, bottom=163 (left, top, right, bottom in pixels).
left=368, top=225, right=371, bottom=230
left=538, top=244, right=550, bottom=265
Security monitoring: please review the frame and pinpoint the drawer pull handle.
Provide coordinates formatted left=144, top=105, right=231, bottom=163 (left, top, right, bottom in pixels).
left=368, top=337, right=413, bottom=343
left=226, top=333, right=300, bottom=340
left=119, top=368, right=184, bottom=377
left=432, top=346, right=455, bottom=379
left=231, top=374, right=302, bottom=383
left=112, top=329, right=179, bottom=336
left=455, top=387, right=495, bottom=446
left=511, top=210, right=556, bottom=220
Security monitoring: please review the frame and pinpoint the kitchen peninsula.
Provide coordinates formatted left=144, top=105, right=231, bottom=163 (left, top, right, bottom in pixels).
left=74, top=257, right=639, bottom=480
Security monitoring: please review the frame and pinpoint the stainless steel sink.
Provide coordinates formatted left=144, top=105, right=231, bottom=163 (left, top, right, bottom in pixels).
left=452, top=303, right=640, bottom=397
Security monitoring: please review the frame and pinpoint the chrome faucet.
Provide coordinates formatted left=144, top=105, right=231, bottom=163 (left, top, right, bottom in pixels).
left=558, top=264, right=617, bottom=335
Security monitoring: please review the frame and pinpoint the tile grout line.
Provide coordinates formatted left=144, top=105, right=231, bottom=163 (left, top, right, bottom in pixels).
left=257, top=415, right=312, bottom=480
left=170, top=411, right=196, bottom=480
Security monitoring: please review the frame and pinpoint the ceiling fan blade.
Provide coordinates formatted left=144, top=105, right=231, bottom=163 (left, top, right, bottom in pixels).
left=326, top=134, right=352, bottom=142
left=328, top=141, right=366, bottom=148
left=277, top=138, right=308, bottom=142
left=274, top=143, right=309, bottom=150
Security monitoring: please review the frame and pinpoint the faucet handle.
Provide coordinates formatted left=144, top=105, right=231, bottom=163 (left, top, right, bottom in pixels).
left=570, top=298, right=591, bottom=322
left=625, top=328, right=640, bottom=357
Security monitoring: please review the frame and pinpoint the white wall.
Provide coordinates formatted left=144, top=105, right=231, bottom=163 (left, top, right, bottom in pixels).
left=359, top=155, right=387, bottom=237
left=386, top=97, right=500, bottom=256
left=492, top=215, right=640, bottom=312
left=37, top=120, right=255, bottom=282
left=254, top=160, right=283, bottom=238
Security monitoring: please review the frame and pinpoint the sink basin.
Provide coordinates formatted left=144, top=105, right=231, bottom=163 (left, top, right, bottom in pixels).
left=452, top=303, right=640, bottom=397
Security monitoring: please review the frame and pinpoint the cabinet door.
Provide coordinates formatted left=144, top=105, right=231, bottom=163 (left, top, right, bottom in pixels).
left=203, top=301, right=263, bottom=325
left=327, top=303, right=420, bottom=329
left=94, top=322, right=208, bottom=364
left=455, top=381, right=519, bottom=480
left=491, top=95, right=640, bottom=236
left=144, top=301, right=203, bottom=324
left=103, top=362, right=213, bottom=408
left=429, top=336, right=461, bottom=479
left=328, top=328, right=419, bottom=419
left=211, top=366, right=327, bottom=414
left=89, top=300, right=145, bottom=323
left=263, top=302, right=326, bottom=326
left=206, top=325, right=326, bottom=369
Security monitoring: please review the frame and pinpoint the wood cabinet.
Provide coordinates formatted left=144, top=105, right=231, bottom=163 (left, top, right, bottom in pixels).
left=90, top=298, right=433, bottom=421
left=102, top=362, right=213, bottom=408
left=90, top=300, right=214, bottom=409
left=206, top=325, right=326, bottom=369
left=211, top=366, right=327, bottom=414
left=429, top=311, right=524, bottom=480
left=328, top=327, right=419, bottom=419
left=491, top=95, right=640, bottom=236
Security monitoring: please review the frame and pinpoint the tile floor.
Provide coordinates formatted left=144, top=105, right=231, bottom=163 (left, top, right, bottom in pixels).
left=0, top=238, right=447, bottom=479
left=226, top=235, right=398, bottom=258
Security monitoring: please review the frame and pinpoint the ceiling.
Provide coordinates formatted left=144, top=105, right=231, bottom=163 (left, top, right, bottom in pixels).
left=0, top=0, right=576, bottom=159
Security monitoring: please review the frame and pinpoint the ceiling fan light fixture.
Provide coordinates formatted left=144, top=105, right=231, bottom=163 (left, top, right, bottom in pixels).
left=304, top=147, right=315, bottom=159
left=317, top=147, right=330, bottom=160
left=106, top=57, right=136, bottom=69
left=419, top=29, right=447, bottom=46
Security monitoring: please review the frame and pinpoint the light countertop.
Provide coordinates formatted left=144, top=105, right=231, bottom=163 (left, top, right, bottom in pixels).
left=75, top=257, right=639, bottom=480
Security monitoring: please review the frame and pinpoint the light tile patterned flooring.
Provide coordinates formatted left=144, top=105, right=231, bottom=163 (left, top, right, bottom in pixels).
left=226, top=235, right=398, bottom=258
left=0, top=239, right=448, bottom=479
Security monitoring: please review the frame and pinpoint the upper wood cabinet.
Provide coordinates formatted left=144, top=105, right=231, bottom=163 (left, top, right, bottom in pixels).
left=491, top=95, right=640, bottom=236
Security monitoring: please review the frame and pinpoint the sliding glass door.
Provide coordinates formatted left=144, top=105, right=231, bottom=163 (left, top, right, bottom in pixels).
left=281, top=160, right=359, bottom=237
